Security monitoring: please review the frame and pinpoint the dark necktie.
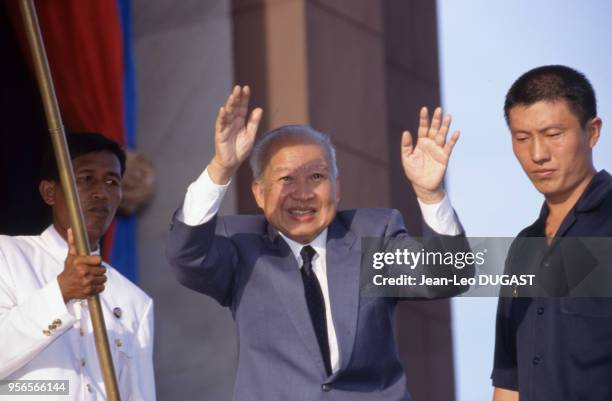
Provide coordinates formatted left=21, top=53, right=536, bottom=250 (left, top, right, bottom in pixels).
left=300, top=245, right=332, bottom=376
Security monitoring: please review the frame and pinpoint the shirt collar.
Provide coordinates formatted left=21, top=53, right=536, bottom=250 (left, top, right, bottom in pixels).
left=537, top=169, right=612, bottom=219
left=531, top=169, right=612, bottom=235
left=278, top=228, right=328, bottom=264
left=574, top=169, right=612, bottom=212
left=40, top=225, right=101, bottom=258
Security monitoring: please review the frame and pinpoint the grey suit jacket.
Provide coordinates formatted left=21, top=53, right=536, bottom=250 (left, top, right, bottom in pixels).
left=166, top=208, right=470, bottom=401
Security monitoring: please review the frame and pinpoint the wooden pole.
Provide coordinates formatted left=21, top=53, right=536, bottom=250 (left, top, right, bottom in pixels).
left=17, top=1, right=121, bottom=400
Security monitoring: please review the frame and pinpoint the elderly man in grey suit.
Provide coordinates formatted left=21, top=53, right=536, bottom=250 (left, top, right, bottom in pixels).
left=166, top=86, right=467, bottom=401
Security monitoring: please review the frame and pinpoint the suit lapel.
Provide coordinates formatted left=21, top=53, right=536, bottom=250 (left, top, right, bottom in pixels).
left=326, top=217, right=361, bottom=376
left=265, top=224, right=328, bottom=373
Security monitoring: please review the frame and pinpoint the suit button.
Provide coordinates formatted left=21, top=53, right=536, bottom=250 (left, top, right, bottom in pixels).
left=533, top=356, right=542, bottom=365
left=321, top=383, right=332, bottom=392
left=537, top=307, right=544, bottom=315
left=542, top=260, right=550, bottom=268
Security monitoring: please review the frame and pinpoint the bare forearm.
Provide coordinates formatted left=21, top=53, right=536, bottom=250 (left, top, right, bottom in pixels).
left=493, top=387, right=519, bottom=401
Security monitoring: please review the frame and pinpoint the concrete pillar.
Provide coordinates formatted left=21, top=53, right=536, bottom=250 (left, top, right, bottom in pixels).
left=133, top=1, right=238, bottom=400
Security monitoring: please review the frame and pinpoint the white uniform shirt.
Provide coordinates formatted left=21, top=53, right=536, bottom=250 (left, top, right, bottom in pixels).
left=0, top=226, right=155, bottom=401
left=176, top=167, right=462, bottom=375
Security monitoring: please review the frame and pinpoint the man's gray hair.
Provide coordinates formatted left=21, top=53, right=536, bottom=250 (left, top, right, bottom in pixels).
left=249, top=125, right=339, bottom=181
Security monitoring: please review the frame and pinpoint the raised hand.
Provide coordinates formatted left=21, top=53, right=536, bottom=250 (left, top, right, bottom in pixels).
left=401, top=107, right=460, bottom=203
left=209, top=85, right=263, bottom=184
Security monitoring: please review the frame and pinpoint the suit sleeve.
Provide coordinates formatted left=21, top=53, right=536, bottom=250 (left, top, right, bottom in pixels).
left=383, top=209, right=474, bottom=299
left=0, top=248, right=77, bottom=378
left=166, top=213, right=239, bottom=307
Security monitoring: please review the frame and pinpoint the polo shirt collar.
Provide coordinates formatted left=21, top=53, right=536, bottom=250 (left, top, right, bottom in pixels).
left=536, top=169, right=612, bottom=220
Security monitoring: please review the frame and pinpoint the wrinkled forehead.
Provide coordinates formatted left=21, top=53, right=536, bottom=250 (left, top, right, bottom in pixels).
left=268, top=159, right=331, bottom=178
left=262, top=135, right=331, bottom=173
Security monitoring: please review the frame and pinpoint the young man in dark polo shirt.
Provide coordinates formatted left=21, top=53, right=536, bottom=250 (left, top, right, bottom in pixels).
left=492, top=65, right=612, bottom=401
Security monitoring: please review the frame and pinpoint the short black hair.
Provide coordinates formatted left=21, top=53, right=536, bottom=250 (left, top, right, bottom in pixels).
left=40, top=132, right=126, bottom=181
left=504, top=65, right=597, bottom=127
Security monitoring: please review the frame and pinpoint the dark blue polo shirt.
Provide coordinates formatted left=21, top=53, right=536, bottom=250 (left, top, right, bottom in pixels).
left=492, top=170, right=612, bottom=401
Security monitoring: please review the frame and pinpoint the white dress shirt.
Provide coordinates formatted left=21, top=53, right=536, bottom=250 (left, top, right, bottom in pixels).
left=277, top=229, right=340, bottom=373
left=0, top=226, right=155, bottom=401
left=177, top=167, right=462, bottom=375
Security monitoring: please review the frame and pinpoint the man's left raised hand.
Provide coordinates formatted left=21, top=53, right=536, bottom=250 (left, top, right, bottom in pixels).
left=401, top=107, right=460, bottom=204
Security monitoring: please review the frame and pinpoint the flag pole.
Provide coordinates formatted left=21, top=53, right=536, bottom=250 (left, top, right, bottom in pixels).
left=17, top=1, right=121, bottom=400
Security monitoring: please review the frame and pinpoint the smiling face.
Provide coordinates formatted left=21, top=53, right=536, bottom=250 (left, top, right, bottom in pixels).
left=39, top=150, right=122, bottom=248
left=508, top=99, right=601, bottom=203
left=251, top=136, right=340, bottom=244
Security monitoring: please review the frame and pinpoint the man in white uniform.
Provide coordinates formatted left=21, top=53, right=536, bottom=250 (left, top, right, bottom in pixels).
left=0, top=132, right=155, bottom=400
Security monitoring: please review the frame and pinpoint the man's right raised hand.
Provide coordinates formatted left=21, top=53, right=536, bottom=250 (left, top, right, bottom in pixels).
left=208, top=85, right=263, bottom=185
